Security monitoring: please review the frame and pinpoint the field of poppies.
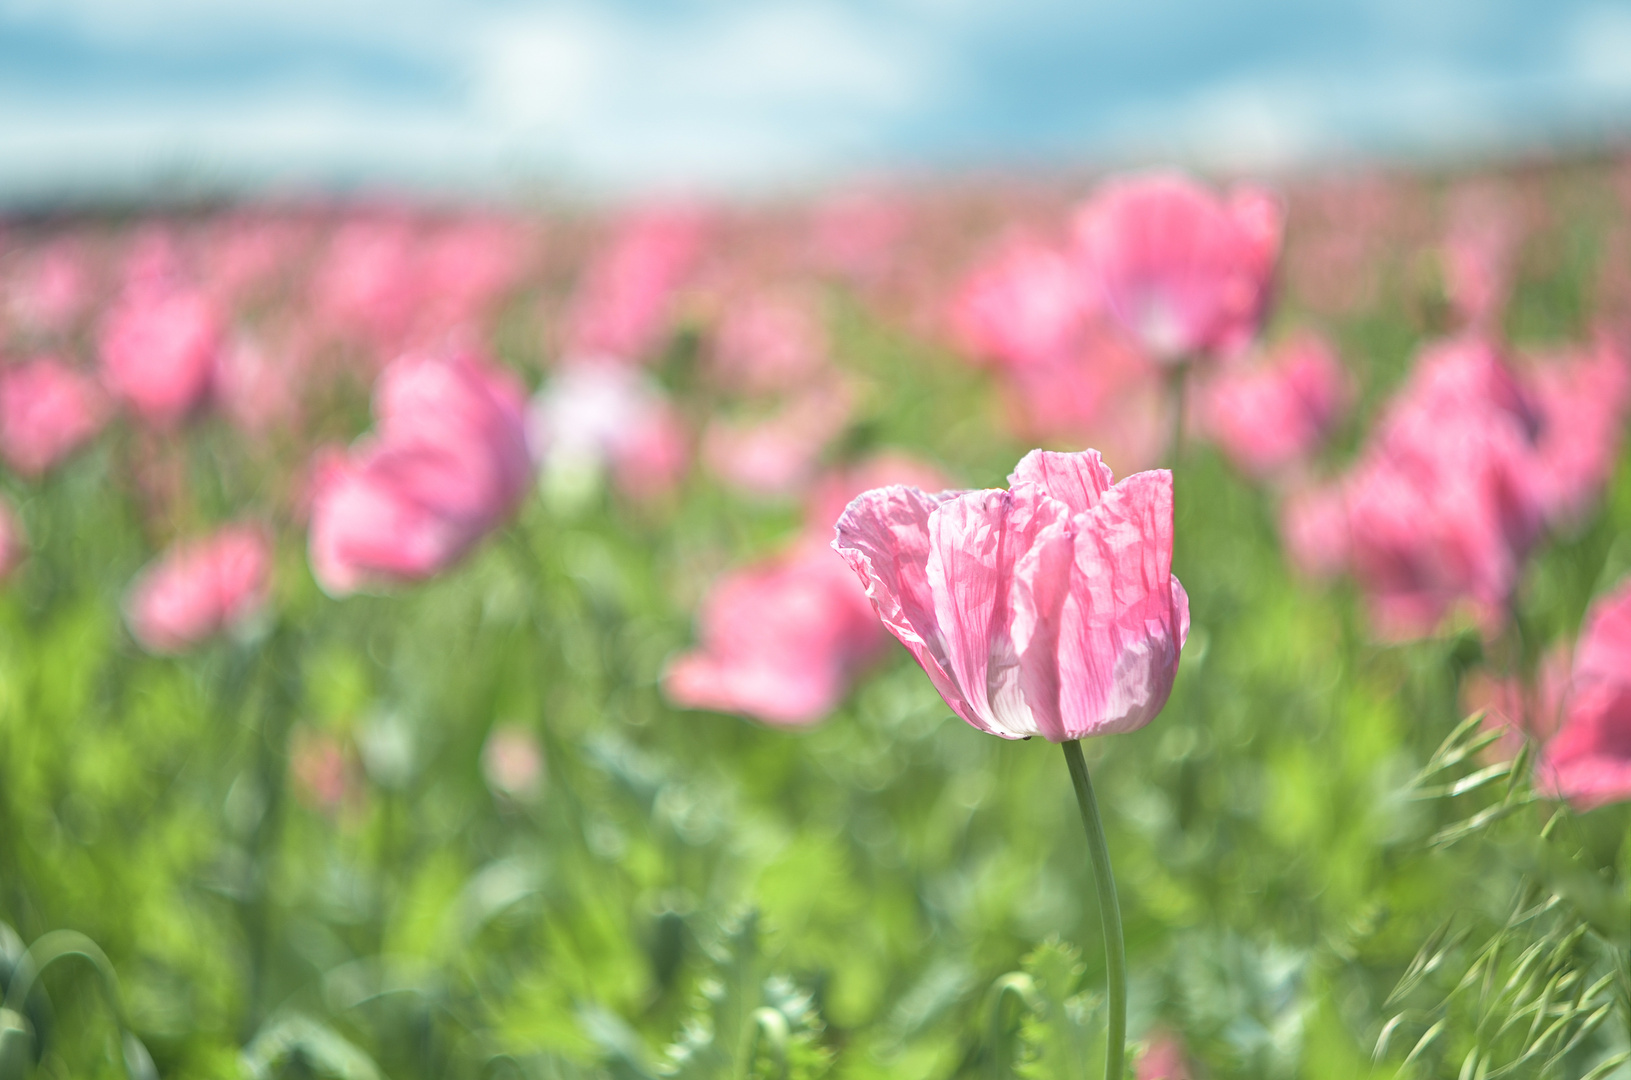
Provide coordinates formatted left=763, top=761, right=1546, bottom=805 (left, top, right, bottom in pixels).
left=1, top=156, right=1629, bottom=1080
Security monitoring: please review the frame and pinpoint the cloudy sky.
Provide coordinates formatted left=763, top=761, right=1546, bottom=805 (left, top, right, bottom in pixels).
left=3, top=0, right=1631, bottom=202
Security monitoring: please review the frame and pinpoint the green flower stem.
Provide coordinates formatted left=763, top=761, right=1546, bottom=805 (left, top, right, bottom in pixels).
left=1062, top=739, right=1126, bottom=1080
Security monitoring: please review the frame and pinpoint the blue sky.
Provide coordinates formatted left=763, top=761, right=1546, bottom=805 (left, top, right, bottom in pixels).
left=3, top=0, right=1631, bottom=202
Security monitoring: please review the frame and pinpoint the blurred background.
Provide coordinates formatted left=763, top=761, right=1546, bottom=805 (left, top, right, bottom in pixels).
left=5, top=0, right=1631, bottom=202
left=5, top=4, right=1631, bottom=1080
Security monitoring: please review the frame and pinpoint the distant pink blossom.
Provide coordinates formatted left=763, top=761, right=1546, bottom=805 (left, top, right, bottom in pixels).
left=201, top=214, right=307, bottom=306
left=482, top=724, right=545, bottom=801
left=702, top=384, right=851, bottom=498
left=527, top=362, right=691, bottom=500
left=124, top=524, right=272, bottom=654
left=0, top=357, right=108, bottom=476
left=417, top=216, right=533, bottom=338
left=311, top=215, right=421, bottom=358
left=563, top=207, right=706, bottom=362
left=1539, top=581, right=1631, bottom=808
left=212, top=334, right=303, bottom=439
left=1074, top=171, right=1282, bottom=362
left=1462, top=646, right=1570, bottom=761
left=290, top=726, right=362, bottom=817
left=98, top=285, right=220, bottom=426
left=1279, top=484, right=1351, bottom=580
left=948, top=236, right=1093, bottom=370
left=308, top=351, right=532, bottom=595
left=6, top=240, right=91, bottom=334
left=807, top=190, right=908, bottom=283
left=1304, top=338, right=1545, bottom=637
left=1136, top=1031, right=1193, bottom=1080
left=1198, top=333, right=1352, bottom=476
left=663, top=539, right=886, bottom=726
left=1526, top=336, right=1631, bottom=524
left=709, top=291, right=828, bottom=393
left=1442, top=183, right=1520, bottom=332
left=834, top=449, right=1189, bottom=740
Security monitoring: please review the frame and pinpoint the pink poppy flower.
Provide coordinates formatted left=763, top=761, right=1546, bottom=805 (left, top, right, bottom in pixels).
left=806, top=190, right=908, bottom=283
left=702, top=384, right=851, bottom=498
left=527, top=363, right=691, bottom=500
left=308, top=351, right=532, bottom=595
left=833, top=449, right=1189, bottom=741
left=98, top=285, right=220, bottom=426
left=6, top=239, right=91, bottom=335
left=1442, top=183, right=1520, bottom=332
left=1527, top=337, right=1631, bottom=525
left=1198, top=332, right=1352, bottom=477
left=563, top=207, right=705, bottom=362
left=1074, top=171, right=1282, bottom=362
left=1463, top=646, right=1571, bottom=762
left=124, top=524, right=272, bottom=654
left=0, top=357, right=108, bottom=477
left=310, top=214, right=422, bottom=358
left=948, top=236, right=1095, bottom=371
left=482, top=724, right=545, bottom=802
left=289, top=726, right=363, bottom=817
left=1279, top=484, right=1351, bottom=580
left=211, top=334, right=303, bottom=439
left=1539, top=581, right=1631, bottom=808
left=663, top=540, right=886, bottom=726
left=1309, top=338, right=1546, bottom=638
left=708, top=291, right=828, bottom=393
left=417, top=216, right=533, bottom=339
left=1136, top=1031, right=1193, bottom=1080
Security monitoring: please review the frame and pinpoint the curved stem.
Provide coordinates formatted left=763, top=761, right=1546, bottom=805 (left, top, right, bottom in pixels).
left=1062, top=740, right=1125, bottom=1080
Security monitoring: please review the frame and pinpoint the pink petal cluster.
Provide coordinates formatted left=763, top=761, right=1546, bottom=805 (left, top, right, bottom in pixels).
left=124, top=524, right=271, bottom=654
left=701, top=384, right=852, bottom=498
left=98, top=283, right=220, bottom=426
left=1074, top=172, right=1282, bottom=362
left=663, top=540, right=887, bottom=726
left=1539, top=581, right=1631, bottom=808
left=946, top=235, right=1169, bottom=472
left=563, top=208, right=705, bottom=362
left=0, top=357, right=108, bottom=476
left=834, top=449, right=1188, bottom=741
left=1441, top=183, right=1520, bottom=332
left=308, top=351, right=532, bottom=595
left=1198, top=333, right=1352, bottom=477
left=664, top=453, right=949, bottom=726
left=1136, top=1031, right=1194, bottom=1080
left=6, top=239, right=90, bottom=335
left=1283, top=336, right=1629, bottom=637
left=708, top=291, right=828, bottom=393
left=527, top=363, right=690, bottom=500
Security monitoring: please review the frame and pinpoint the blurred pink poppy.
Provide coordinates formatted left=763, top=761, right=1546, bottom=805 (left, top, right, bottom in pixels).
left=6, top=239, right=91, bottom=335
left=289, top=726, right=362, bottom=817
left=1306, top=338, right=1545, bottom=637
left=124, top=524, right=272, bottom=654
left=527, top=362, right=691, bottom=500
left=0, top=356, right=108, bottom=476
left=482, top=724, right=545, bottom=802
left=834, top=449, right=1188, bottom=741
left=1526, top=336, right=1631, bottom=525
left=310, top=214, right=421, bottom=358
left=308, top=351, right=532, bottom=595
left=1136, top=1031, right=1193, bottom=1080
left=201, top=213, right=307, bottom=307
left=948, top=236, right=1094, bottom=371
left=1442, top=183, right=1520, bottom=332
left=806, top=190, right=908, bottom=283
left=1198, top=332, right=1352, bottom=477
left=212, top=334, right=304, bottom=439
left=1279, top=484, right=1352, bottom=580
left=663, top=539, right=886, bottom=726
left=417, top=216, right=533, bottom=340
left=702, top=384, right=851, bottom=498
left=1074, top=171, right=1282, bottom=362
left=1539, top=581, right=1631, bottom=808
left=708, top=290, right=828, bottom=393
left=563, top=207, right=706, bottom=362
left=1462, top=646, right=1570, bottom=761
left=98, top=284, right=220, bottom=426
